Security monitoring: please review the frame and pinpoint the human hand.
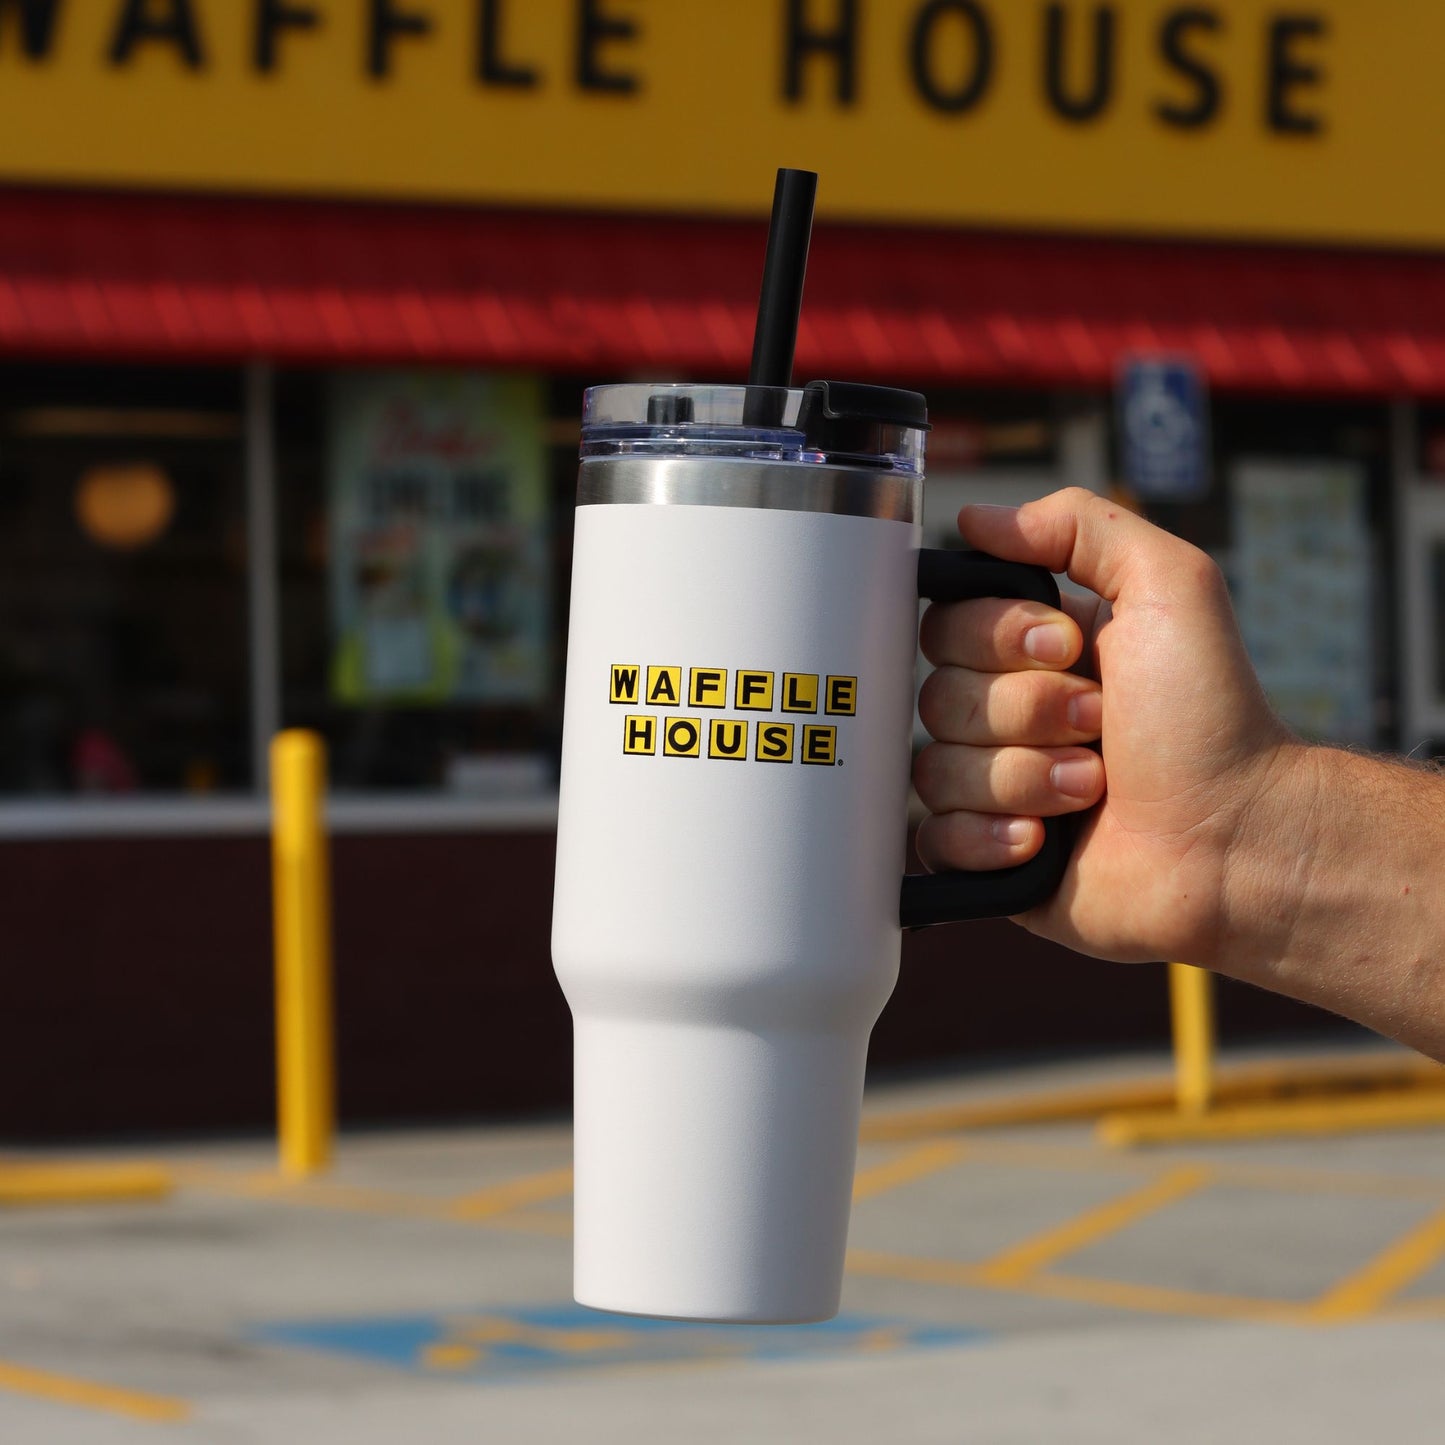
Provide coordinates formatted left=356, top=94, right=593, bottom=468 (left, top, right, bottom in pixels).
left=913, top=487, right=1300, bottom=971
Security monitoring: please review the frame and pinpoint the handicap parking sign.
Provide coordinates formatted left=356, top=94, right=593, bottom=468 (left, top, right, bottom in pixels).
left=1117, top=356, right=1210, bottom=501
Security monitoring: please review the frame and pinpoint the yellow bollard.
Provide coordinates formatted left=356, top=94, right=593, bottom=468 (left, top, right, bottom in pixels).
left=270, top=730, right=336, bottom=1177
left=1168, top=962, right=1216, bottom=1116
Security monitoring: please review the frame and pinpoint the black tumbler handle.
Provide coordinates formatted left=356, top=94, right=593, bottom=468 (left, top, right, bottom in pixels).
left=900, top=549, right=1075, bottom=929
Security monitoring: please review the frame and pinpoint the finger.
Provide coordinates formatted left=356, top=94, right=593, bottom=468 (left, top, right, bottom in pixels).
left=915, top=810, right=1044, bottom=873
left=913, top=742, right=1104, bottom=817
left=958, top=490, right=1220, bottom=606
left=919, top=666, right=1103, bottom=747
left=919, top=597, right=1083, bottom=672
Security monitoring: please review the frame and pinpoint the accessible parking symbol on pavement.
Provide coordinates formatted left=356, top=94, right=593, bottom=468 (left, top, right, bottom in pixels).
left=253, top=1303, right=987, bottom=1381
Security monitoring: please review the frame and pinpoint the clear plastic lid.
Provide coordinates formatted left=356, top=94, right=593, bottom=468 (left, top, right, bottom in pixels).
left=581, top=382, right=927, bottom=473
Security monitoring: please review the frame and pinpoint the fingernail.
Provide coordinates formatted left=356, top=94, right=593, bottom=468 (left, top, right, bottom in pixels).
left=1024, top=624, right=1071, bottom=664
left=1067, top=690, right=1103, bottom=733
left=1051, top=757, right=1101, bottom=798
left=964, top=503, right=1019, bottom=516
left=990, top=817, right=1033, bottom=846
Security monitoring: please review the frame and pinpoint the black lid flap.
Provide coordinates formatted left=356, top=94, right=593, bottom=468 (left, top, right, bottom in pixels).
left=799, top=380, right=929, bottom=434
left=798, top=380, right=930, bottom=465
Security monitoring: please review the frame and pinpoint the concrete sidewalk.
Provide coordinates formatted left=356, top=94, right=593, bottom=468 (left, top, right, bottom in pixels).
left=3, top=1050, right=1445, bottom=1443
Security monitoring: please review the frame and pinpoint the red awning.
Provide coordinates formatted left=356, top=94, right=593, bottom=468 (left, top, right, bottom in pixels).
left=0, top=188, right=1443, bottom=395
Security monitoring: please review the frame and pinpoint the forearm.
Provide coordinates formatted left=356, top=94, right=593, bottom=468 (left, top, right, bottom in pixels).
left=1218, top=744, right=1445, bottom=1059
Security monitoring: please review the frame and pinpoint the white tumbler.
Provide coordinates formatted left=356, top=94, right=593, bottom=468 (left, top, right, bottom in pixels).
left=552, top=381, right=1067, bottom=1323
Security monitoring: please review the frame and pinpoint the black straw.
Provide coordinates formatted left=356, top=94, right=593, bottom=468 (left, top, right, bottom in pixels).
left=744, top=168, right=817, bottom=426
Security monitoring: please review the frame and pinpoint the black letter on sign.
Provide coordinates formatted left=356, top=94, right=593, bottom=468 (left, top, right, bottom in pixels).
left=712, top=722, right=745, bottom=757
left=784, top=0, right=857, bottom=106
left=479, top=0, right=538, bottom=87
left=909, top=0, right=993, bottom=116
left=368, top=0, right=432, bottom=79
left=1042, top=3, right=1115, bottom=123
left=576, top=0, right=639, bottom=94
left=109, top=0, right=206, bottom=68
left=1266, top=14, right=1326, bottom=135
left=255, top=0, right=320, bottom=73
left=1154, top=7, right=1221, bottom=129
left=0, top=0, right=62, bottom=58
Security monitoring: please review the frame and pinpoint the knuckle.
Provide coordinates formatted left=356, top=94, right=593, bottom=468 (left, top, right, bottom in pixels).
left=1029, top=485, right=1092, bottom=523
left=917, top=812, right=986, bottom=872
left=993, top=745, right=1052, bottom=806
left=981, top=601, right=1036, bottom=668
left=1018, top=672, right=1061, bottom=736
left=919, top=669, right=980, bottom=741
left=987, top=673, right=1058, bottom=746
left=1180, top=545, right=1226, bottom=596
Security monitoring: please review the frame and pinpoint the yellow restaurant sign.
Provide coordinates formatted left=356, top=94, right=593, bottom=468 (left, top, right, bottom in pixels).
left=0, top=0, right=1436, bottom=248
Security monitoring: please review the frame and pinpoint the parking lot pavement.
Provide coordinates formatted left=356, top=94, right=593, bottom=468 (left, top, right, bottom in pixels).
left=3, top=1051, right=1445, bottom=1444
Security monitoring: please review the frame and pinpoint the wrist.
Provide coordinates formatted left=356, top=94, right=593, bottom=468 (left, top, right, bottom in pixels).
left=1214, top=743, right=1445, bottom=1054
left=1211, top=738, right=1327, bottom=985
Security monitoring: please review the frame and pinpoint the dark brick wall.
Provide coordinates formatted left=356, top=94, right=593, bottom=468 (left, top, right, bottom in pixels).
left=0, top=832, right=1351, bottom=1139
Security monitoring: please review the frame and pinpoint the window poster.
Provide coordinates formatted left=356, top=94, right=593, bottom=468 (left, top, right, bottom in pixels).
left=1229, top=459, right=1373, bottom=744
left=329, top=371, right=549, bottom=705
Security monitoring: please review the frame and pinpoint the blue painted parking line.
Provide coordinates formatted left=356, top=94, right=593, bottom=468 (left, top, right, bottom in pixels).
left=252, top=1303, right=987, bottom=1381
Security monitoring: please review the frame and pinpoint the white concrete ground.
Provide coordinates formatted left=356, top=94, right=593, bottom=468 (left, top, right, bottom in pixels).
left=3, top=1049, right=1444, bottom=1444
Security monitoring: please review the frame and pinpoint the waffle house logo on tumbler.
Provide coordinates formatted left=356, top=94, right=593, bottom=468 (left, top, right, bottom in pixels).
left=610, top=664, right=856, bottom=766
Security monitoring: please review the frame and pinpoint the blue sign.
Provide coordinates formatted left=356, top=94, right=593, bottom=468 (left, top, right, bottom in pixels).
left=252, top=1303, right=986, bottom=1382
left=1117, top=356, right=1210, bottom=501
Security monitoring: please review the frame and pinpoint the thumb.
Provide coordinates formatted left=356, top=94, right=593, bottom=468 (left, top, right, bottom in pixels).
left=958, top=488, right=1202, bottom=605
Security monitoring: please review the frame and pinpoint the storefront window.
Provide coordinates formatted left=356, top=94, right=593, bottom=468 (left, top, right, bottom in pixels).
left=917, top=389, right=1068, bottom=547
left=1229, top=458, right=1374, bottom=743
left=1140, top=398, right=1391, bottom=748
left=276, top=368, right=574, bottom=792
left=0, top=364, right=249, bottom=795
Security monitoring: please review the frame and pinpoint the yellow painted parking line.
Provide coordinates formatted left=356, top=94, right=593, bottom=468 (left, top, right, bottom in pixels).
left=1377, top=1294, right=1445, bottom=1321
left=845, top=1248, right=1306, bottom=1325
left=860, top=1050, right=1444, bottom=1143
left=448, top=1168, right=573, bottom=1220
left=0, top=1358, right=190, bottom=1424
left=1018, top=1270, right=1307, bottom=1325
left=483, top=1208, right=574, bottom=1238
left=0, top=1163, right=172, bottom=1206
left=901, top=1135, right=1445, bottom=1203
left=1100, top=1089, right=1445, bottom=1148
left=262, top=1179, right=444, bottom=1219
left=425, top=1314, right=635, bottom=1364
left=1199, top=1161, right=1445, bottom=1202
left=182, top=1163, right=571, bottom=1231
left=1309, top=1205, right=1445, bottom=1323
left=859, top=1078, right=1178, bottom=1142
left=941, top=1137, right=1157, bottom=1177
left=975, top=1166, right=1213, bottom=1284
left=179, top=1166, right=444, bottom=1220
left=853, top=1141, right=967, bottom=1202
left=855, top=1326, right=909, bottom=1352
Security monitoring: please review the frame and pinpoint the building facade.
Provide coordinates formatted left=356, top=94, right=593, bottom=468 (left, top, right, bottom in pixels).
left=1, top=1, right=1438, bottom=1134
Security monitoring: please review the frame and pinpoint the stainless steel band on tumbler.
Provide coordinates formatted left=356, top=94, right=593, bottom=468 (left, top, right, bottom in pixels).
left=576, top=457, right=921, bottom=524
